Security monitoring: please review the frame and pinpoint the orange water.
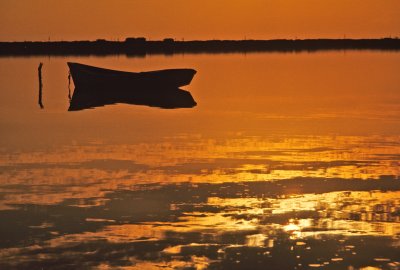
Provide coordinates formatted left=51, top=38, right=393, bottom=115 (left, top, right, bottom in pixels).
left=0, top=52, right=399, bottom=269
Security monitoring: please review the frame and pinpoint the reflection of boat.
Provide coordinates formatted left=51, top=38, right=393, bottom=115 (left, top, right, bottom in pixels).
left=67, top=62, right=197, bottom=89
left=68, top=85, right=197, bottom=111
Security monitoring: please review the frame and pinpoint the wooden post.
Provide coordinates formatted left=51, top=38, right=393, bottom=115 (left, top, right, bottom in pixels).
left=38, top=63, right=44, bottom=109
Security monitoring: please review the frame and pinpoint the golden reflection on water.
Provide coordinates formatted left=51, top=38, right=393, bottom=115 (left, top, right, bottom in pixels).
left=1, top=135, right=399, bottom=208
left=2, top=188, right=397, bottom=269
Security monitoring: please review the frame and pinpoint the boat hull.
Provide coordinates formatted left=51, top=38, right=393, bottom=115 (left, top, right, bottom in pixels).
left=67, top=62, right=197, bottom=89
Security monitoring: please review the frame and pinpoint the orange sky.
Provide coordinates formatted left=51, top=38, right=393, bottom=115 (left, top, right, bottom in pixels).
left=1, top=0, right=400, bottom=41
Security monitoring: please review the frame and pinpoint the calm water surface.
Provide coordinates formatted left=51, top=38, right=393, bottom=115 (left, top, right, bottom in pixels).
left=0, top=52, right=399, bottom=269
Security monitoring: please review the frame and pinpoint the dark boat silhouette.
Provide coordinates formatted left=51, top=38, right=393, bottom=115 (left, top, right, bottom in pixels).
left=67, top=62, right=197, bottom=89
left=68, top=85, right=197, bottom=111
left=67, top=62, right=197, bottom=111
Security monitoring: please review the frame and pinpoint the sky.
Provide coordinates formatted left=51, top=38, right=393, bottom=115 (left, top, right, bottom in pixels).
left=1, top=0, right=400, bottom=41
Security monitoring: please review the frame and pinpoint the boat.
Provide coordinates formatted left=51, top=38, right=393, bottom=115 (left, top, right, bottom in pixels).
left=67, top=62, right=197, bottom=89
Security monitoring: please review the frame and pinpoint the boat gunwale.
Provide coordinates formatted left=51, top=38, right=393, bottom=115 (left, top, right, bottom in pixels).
left=67, top=62, right=197, bottom=77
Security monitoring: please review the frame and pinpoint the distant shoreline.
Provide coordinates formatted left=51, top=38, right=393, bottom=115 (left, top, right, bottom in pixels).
left=1, top=38, right=399, bottom=56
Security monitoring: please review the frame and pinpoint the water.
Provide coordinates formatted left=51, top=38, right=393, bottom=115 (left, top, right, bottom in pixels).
left=0, top=52, right=399, bottom=269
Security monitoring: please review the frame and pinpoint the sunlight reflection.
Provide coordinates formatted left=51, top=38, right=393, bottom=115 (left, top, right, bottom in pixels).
left=1, top=135, right=399, bottom=208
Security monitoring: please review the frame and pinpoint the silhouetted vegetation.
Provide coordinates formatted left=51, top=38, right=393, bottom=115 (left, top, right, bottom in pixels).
left=1, top=38, right=400, bottom=56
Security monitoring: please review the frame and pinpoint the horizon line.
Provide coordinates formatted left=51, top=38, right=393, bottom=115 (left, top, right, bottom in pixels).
left=1, top=37, right=400, bottom=43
